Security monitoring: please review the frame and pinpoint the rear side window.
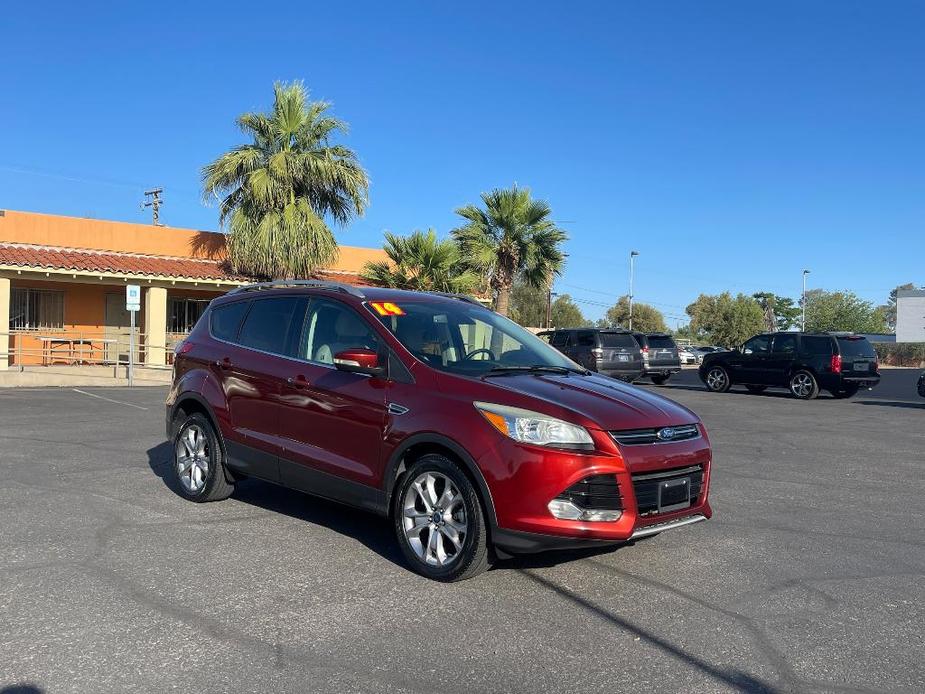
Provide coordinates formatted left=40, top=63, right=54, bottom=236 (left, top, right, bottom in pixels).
left=772, top=334, right=797, bottom=354
left=237, top=297, right=306, bottom=357
left=647, top=335, right=676, bottom=349
left=575, top=331, right=597, bottom=347
left=800, top=336, right=833, bottom=356
left=210, top=301, right=249, bottom=342
left=601, top=333, right=637, bottom=349
left=837, top=336, right=876, bottom=358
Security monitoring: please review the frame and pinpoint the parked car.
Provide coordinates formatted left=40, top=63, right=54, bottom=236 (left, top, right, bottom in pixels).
left=633, top=333, right=682, bottom=384
left=691, top=346, right=726, bottom=364
left=678, top=347, right=697, bottom=365
left=918, top=371, right=925, bottom=398
left=538, top=328, right=643, bottom=382
left=167, top=281, right=713, bottom=581
left=699, top=332, right=880, bottom=400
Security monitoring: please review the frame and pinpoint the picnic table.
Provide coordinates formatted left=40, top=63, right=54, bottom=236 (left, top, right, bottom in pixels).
left=38, top=336, right=118, bottom=365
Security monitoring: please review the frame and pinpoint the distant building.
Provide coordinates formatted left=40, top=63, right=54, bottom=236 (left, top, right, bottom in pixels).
left=895, top=289, right=925, bottom=343
left=0, top=209, right=386, bottom=369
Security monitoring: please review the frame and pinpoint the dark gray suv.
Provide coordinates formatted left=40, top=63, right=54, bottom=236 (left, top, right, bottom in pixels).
left=633, top=333, right=682, bottom=384
left=539, top=328, right=643, bottom=382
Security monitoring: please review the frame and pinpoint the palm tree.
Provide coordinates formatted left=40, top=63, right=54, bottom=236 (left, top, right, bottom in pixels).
left=452, top=185, right=566, bottom=316
left=202, top=81, right=369, bottom=279
left=361, top=229, right=480, bottom=293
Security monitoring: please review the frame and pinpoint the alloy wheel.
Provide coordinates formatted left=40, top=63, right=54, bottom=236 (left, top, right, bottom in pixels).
left=706, top=368, right=727, bottom=391
left=791, top=373, right=814, bottom=398
left=175, top=423, right=210, bottom=494
left=402, top=471, right=468, bottom=567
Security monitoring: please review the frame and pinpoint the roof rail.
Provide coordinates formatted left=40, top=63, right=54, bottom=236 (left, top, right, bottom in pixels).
left=227, top=279, right=366, bottom=299
left=429, top=292, right=485, bottom=306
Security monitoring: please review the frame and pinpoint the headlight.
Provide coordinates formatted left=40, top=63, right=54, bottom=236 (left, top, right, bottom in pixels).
left=474, top=402, right=594, bottom=450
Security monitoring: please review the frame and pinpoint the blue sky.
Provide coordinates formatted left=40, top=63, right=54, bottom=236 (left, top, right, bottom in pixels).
left=1, top=1, right=922, bottom=323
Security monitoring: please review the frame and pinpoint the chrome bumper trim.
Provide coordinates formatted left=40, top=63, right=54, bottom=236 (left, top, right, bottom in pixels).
left=630, top=513, right=707, bottom=539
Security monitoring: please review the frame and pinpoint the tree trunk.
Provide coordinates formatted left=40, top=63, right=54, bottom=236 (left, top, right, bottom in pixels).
left=495, top=286, right=512, bottom=317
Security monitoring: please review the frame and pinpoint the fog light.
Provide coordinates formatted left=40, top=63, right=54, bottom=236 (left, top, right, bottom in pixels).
left=547, top=499, right=622, bottom=522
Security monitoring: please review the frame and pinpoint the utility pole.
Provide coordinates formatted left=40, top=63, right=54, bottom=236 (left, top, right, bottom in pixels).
left=142, top=188, right=164, bottom=226
left=628, top=251, right=639, bottom=331
left=802, top=269, right=811, bottom=331
left=546, top=285, right=553, bottom=329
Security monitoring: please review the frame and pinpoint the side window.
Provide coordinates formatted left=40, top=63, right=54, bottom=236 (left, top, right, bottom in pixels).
left=210, top=301, right=250, bottom=342
left=549, top=331, right=568, bottom=348
left=237, top=297, right=306, bottom=356
left=772, top=334, right=797, bottom=354
left=743, top=335, right=771, bottom=354
left=576, top=331, right=596, bottom=347
left=300, top=299, right=380, bottom=365
left=800, top=335, right=833, bottom=357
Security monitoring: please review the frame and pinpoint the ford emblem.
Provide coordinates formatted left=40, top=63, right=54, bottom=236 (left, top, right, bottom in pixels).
left=657, top=427, right=676, bottom=441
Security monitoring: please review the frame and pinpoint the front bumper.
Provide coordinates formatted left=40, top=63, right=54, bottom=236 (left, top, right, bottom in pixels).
left=479, top=426, right=713, bottom=553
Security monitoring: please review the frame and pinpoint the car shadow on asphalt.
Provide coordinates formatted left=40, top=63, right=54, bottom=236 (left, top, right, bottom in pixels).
left=146, top=441, right=405, bottom=568
left=853, top=399, right=925, bottom=409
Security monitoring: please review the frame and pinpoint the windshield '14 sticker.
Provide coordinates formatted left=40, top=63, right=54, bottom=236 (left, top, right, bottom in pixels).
left=370, top=302, right=405, bottom=316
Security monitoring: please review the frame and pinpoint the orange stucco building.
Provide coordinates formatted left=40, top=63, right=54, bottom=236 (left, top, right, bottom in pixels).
left=0, top=209, right=386, bottom=368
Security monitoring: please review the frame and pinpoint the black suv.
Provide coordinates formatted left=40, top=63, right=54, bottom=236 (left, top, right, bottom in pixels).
left=633, top=333, right=681, bottom=384
left=699, top=332, right=880, bottom=399
left=539, top=328, right=643, bottom=382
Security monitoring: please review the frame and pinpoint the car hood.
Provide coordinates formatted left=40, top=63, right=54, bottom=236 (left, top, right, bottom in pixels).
left=480, top=372, right=699, bottom=431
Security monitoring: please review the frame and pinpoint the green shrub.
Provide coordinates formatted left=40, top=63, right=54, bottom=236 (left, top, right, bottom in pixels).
left=872, top=343, right=925, bottom=367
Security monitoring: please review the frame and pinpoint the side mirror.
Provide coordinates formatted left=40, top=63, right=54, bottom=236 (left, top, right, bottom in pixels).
left=333, top=348, right=385, bottom=376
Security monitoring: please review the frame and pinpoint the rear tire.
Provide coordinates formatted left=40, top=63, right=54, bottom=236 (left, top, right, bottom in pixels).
left=172, top=413, right=235, bottom=502
left=704, top=366, right=731, bottom=393
left=745, top=385, right=767, bottom=394
left=393, top=454, right=490, bottom=582
left=650, top=374, right=670, bottom=385
left=789, top=370, right=819, bottom=400
left=831, top=384, right=860, bottom=399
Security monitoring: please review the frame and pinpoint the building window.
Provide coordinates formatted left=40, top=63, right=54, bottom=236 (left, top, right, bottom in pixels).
left=169, top=297, right=210, bottom=334
left=10, top=288, right=65, bottom=330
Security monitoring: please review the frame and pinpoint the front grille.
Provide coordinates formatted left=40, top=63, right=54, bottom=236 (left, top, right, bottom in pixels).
left=555, top=474, right=622, bottom=510
left=631, top=465, right=704, bottom=516
left=610, top=423, right=700, bottom=446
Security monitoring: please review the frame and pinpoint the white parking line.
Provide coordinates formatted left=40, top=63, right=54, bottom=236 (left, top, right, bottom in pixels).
left=71, top=388, right=149, bottom=410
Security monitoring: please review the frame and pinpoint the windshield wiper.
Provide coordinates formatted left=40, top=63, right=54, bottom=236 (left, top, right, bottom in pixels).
left=484, top=364, right=589, bottom=377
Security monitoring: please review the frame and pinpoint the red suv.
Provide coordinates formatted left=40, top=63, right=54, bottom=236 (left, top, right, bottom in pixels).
left=167, top=281, right=712, bottom=581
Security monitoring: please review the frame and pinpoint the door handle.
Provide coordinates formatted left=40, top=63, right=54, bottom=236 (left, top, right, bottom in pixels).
left=287, top=375, right=309, bottom=388
left=215, top=357, right=232, bottom=370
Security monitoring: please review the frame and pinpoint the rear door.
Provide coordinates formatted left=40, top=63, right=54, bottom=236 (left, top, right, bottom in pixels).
left=599, top=331, right=642, bottom=371
left=573, top=330, right=597, bottom=369
left=766, top=333, right=798, bottom=385
left=837, top=336, right=878, bottom=376
left=646, top=335, right=680, bottom=368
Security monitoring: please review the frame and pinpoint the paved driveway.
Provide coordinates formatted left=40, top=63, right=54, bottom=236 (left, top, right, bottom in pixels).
left=1, top=382, right=922, bottom=693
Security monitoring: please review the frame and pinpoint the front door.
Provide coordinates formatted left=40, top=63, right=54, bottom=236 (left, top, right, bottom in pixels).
left=729, top=334, right=772, bottom=383
left=277, top=297, right=388, bottom=501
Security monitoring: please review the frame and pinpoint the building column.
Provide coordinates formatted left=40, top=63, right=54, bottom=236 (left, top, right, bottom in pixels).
left=144, top=286, right=168, bottom=366
left=0, top=278, right=9, bottom=370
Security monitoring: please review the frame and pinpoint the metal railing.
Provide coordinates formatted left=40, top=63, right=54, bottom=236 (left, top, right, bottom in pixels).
left=1, top=329, right=188, bottom=368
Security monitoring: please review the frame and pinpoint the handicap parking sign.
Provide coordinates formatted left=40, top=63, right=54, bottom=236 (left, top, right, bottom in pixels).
left=126, top=284, right=141, bottom=311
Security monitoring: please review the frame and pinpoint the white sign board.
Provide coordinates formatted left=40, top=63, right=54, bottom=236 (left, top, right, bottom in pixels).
left=126, top=284, right=141, bottom=312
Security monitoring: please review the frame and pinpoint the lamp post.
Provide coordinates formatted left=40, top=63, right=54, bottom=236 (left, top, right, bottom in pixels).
left=802, top=269, right=811, bottom=331
left=628, top=251, right=639, bottom=330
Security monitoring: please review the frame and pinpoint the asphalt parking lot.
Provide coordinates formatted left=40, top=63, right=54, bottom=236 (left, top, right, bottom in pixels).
left=1, top=374, right=923, bottom=694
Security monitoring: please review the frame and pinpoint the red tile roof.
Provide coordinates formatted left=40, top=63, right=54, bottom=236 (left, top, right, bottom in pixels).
left=0, top=243, right=368, bottom=284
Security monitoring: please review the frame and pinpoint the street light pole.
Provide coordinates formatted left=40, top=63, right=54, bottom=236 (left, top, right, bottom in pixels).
left=628, top=251, right=639, bottom=330
left=802, top=269, right=811, bottom=331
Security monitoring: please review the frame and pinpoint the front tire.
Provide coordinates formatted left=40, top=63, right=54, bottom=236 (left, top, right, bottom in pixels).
left=650, top=374, right=671, bottom=385
left=704, top=366, right=731, bottom=393
left=172, top=413, right=235, bottom=502
left=789, top=370, right=820, bottom=400
left=393, top=454, right=490, bottom=582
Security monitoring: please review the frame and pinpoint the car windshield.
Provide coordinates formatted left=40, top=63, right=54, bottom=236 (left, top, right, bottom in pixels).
left=837, top=336, right=877, bottom=358
left=371, top=300, right=583, bottom=376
